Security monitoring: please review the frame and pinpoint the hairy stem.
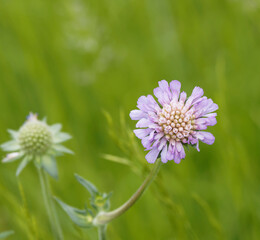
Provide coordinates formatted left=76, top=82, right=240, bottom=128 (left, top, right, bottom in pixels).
left=94, top=158, right=162, bottom=225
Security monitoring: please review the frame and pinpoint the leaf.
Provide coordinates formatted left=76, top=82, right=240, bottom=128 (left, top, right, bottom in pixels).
left=41, top=155, right=58, bottom=179
left=0, top=230, right=14, bottom=239
left=1, top=141, right=20, bottom=151
left=52, top=144, right=74, bottom=154
left=54, top=197, right=93, bottom=228
left=49, top=124, right=62, bottom=134
left=16, top=155, right=32, bottom=176
left=53, top=132, right=72, bottom=144
left=74, top=174, right=99, bottom=197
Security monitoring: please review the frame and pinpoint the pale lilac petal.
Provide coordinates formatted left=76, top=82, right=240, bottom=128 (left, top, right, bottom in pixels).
left=188, top=135, right=198, bottom=145
left=166, top=141, right=175, bottom=160
left=194, top=99, right=218, bottom=118
left=145, top=148, right=160, bottom=163
left=154, top=132, right=164, bottom=140
left=179, top=91, right=187, bottom=103
left=136, top=118, right=153, bottom=128
left=161, top=144, right=168, bottom=163
left=158, top=80, right=172, bottom=99
left=158, top=138, right=167, bottom=151
left=133, top=129, right=152, bottom=139
left=153, top=80, right=172, bottom=106
left=141, top=136, right=153, bottom=149
left=204, top=113, right=217, bottom=118
left=194, top=132, right=215, bottom=145
left=137, top=95, right=160, bottom=113
left=170, top=80, right=181, bottom=102
left=183, top=86, right=204, bottom=112
left=195, top=117, right=217, bottom=130
left=130, top=110, right=147, bottom=120
left=174, top=142, right=185, bottom=164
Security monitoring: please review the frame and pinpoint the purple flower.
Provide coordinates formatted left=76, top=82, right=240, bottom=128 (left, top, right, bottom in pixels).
left=130, top=80, right=218, bottom=164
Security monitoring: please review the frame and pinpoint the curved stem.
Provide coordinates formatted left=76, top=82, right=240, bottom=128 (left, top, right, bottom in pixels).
left=98, top=225, right=107, bottom=240
left=94, top=159, right=162, bottom=225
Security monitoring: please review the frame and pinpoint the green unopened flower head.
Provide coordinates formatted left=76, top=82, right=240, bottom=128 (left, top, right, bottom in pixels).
left=18, top=119, right=52, bottom=155
left=1, top=113, right=73, bottom=178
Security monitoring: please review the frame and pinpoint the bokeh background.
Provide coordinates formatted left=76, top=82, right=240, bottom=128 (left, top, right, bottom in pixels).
left=0, top=0, right=260, bottom=239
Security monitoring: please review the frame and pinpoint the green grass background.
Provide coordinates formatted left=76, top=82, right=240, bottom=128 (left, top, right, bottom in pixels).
left=0, top=0, right=260, bottom=239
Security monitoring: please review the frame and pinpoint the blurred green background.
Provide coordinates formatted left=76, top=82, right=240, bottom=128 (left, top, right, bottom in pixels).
left=0, top=0, right=260, bottom=239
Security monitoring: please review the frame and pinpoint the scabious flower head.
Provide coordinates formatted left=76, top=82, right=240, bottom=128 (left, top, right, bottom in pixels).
left=130, top=80, right=218, bottom=164
left=1, top=113, right=73, bottom=178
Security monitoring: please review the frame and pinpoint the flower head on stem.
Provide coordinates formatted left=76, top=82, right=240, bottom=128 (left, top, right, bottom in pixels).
left=1, top=112, right=73, bottom=178
left=130, top=80, right=218, bottom=164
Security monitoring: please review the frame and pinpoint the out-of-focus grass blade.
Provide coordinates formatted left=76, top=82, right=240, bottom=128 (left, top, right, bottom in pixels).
left=192, top=193, right=224, bottom=237
left=101, top=154, right=133, bottom=166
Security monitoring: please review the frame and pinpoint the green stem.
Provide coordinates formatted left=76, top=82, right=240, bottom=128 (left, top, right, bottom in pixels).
left=44, top=172, right=64, bottom=240
left=94, top=158, right=162, bottom=225
left=37, top=168, right=63, bottom=240
left=98, top=225, right=107, bottom=240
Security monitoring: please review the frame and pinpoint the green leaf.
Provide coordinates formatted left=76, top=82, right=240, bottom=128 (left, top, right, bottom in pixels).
left=52, top=144, right=74, bottom=154
left=55, top=197, right=93, bottom=228
left=41, top=156, right=58, bottom=179
left=53, top=132, right=72, bottom=143
left=75, top=174, right=99, bottom=197
left=1, top=141, right=20, bottom=151
left=16, top=155, right=32, bottom=176
left=0, top=230, right=14, bottom=239
left=49, top=124, right=62, bottom=134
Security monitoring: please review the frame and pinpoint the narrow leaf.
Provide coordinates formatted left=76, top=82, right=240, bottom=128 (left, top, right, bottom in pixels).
left=55, top=197, right=93, bottom=228
left=75, top=174, right=99, bottom=197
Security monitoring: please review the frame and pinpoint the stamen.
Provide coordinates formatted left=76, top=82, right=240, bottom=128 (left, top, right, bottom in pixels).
left=157, top=102, right=196, bottom=143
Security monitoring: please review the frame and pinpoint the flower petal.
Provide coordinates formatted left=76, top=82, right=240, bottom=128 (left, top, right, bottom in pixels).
left=145, top=148, right=160, bottom=163
left=1, top=140, right=20, bottom=152
left=174, top=142, right=185, bottom=164
left=16, top=155, right=32, bottom=176
left=183, top=86, right=204, bottom=112
left=129, top=110, right=147, bottom=120
left=137, top=95, right=160, bottom=113
left=133, top=129, right=152, bottom=139
left=170, top=80, right=181, bottom=102
left=161, top=144, right=168, bottom=163
left=2, top=152, right=23, bottom=163
left=194, top=132, right=215, bottom=145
